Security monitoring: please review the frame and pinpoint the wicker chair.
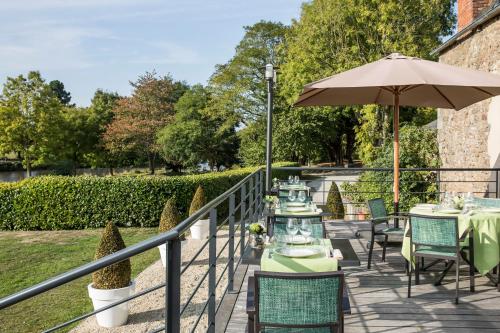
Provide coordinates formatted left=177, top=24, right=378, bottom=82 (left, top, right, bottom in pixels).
left=366, top=198, right=406, bottom=269
left=407, top=214, right=475, bottom=304
left=247, top=271, right=344, bottom=333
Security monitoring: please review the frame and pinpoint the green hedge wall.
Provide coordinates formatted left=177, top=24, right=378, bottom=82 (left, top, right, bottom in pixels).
left=0, top=162, right=298, bottom=230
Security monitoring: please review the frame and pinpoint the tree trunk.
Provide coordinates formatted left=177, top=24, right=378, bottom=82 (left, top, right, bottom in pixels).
left=346, top=128, right=356, bottom=164
left=26, top=156, right=32, bottom=178
left=109, top=167, right=114, bottom=176
left=148, top=153, right=156, bottom=175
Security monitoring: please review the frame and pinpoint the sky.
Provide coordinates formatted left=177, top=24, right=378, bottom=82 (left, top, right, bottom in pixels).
left=0, top=0, right=303, bottom=106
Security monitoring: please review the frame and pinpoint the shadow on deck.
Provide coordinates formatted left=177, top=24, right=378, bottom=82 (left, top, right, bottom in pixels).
left=221, top=221, right=500, bottom=333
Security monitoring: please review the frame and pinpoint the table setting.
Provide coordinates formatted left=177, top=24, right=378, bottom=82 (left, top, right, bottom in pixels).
left=402, top=192, right=500, bottom=276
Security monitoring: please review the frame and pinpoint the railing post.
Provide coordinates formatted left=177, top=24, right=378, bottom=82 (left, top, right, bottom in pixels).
left=240, top=183, right=247, bottom=258
left=208, top=208, right=217, bottom=333
left=249, top=177, right=254, bottom=224
left=165, top=238, right=181, bottom=333
left=260, top=169, right=265, bottom=215
left=228, top=193, right=235, bottom=293
left=496, top=170, right=499, bottom=198
left=254, top=173, right=259, bottom=221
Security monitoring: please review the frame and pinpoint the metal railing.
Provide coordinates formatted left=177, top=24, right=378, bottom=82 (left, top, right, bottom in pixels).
left=0, top=168, right=265, bottom=333
left=274, top=166, right=500, bottom=218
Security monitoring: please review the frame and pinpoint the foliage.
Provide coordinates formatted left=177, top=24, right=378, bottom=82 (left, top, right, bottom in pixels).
left=92, top=222, right=131, bottom=289
left=209, top=21, right=289, bottom=123
left=0, top=228, right=158, bottom=333
left=278, top=0, right=455, bottom=164
left=249, top=222, right=265, bottom=235
left=0, top=162, right=298, bottom=230
left=326, top=181, right=344, bottom=219
left=341, top=125, right=439, bottom=212
left=49, top=80, right=72, bottom=106
left=103, top=72, right=188, bottom=174
left=158, top=85, right=239, bottom=171
left=189, top=185, right=207, bottom=216
left=159, top=197, right=181, bottom=233
left=0, top=71, right=63, bottom=176
left=238, top=118, right=267, bottom=166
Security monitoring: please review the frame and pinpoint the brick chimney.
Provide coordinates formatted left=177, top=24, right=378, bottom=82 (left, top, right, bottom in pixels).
left=458, top=0, right=493, bottom=30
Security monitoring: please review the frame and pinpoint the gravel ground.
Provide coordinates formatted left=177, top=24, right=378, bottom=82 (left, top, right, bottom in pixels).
left=71, top=229, right=237, bottom=333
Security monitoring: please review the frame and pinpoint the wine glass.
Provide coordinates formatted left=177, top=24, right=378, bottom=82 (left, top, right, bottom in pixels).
left=297, top=190, right=306, bottom=203
left=286, top=218, right=299, bottom=242
left=294, top=175, right=300, bottom=184
left=300, top=219, right=312, bottom=241
left=288, top=175, right=293, bottom=185
left=463, top=191, right=474, bottom=212
left=288, top=189, right=296, bottom=202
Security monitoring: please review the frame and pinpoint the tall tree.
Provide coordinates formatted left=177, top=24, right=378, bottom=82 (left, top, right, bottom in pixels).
left=0, top=71, right=63, bottom=176
left=103, top=72, right=187, bottom=174
left=49, top=80, right=72, bottom=106
left=158, top=85, right=239, bottom=171
left=278, top=0, right=455, bottom=164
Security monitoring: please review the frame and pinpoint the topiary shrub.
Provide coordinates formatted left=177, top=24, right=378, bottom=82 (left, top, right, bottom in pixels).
left=189, top=185, right=207, bottom=217
left=159, top=197, right=181, bottom=233
left=326, top=181, right=345, bottom=220
left=92, top=222, right=131, bottom=290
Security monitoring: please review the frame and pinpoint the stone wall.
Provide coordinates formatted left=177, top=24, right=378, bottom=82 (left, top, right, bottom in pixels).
left=437, top=17, right=500, bottom=196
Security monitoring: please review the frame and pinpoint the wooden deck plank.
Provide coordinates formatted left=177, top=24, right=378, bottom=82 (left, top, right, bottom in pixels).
left=224, top=220, right=500, bottom=333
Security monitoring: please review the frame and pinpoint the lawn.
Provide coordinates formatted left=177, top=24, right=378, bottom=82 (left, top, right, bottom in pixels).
left=0, top=228, right=159, bottom=333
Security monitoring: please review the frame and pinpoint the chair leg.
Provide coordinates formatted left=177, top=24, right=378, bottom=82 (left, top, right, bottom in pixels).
left=497, top=264, right=500, bottom=292
left=368, top=230, right=375, bottom=269
left=382, top=234, right=388, bottom=262
left=405, top=260, right=409, bottom=276
left=421, top=257, right=425, bottom=268
left=407, top=262, right=412, bottom=298
left=469, top=242, right=475, bottom=293
left=455, top=259, right=460, bottom=305
left=415, top=256, right=420, bottom=285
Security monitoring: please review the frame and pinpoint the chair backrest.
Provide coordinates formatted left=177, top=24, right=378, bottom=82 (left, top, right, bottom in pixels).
left=472, top=197, right=500, bottom=208
left=255, top=271, right=343, bottom=331
left=409, top=214, right=458, bottom=248
left=273, top=218, right=324, bottom=238
left=367, top=198, right=388, bottom=222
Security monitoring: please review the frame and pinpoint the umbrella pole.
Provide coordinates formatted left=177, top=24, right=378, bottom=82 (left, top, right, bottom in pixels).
left=393, top=92, right=400, bottom=227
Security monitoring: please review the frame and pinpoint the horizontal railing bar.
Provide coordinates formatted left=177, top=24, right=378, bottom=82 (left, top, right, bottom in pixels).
left=189, top=297, right=210, bottom=333
left=44, top=281, right=166, bottom=332
left=180, top=268, right=211, bottom=316
left=181, top=236, right=212, bottom=275
left=216, top=284, right=230, bottom=314
left=274, top=166, right=500, bottom=172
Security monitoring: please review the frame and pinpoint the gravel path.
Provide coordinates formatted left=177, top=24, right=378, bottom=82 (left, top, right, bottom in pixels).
left=71, top=229, right=236, bottom=333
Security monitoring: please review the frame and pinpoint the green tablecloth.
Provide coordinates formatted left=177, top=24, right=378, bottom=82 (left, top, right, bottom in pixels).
left=279, top=184, right=310, bottom=191
left=261, top=239, right=338, bottom=273
left=402, top=207, right=500, bottom=275
left=275, top=208, right=323, bottom=217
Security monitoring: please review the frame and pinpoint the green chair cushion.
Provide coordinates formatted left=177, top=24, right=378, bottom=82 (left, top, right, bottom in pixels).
left=415, top=245, right=457, bottom=257
left=382, top=227, right=404, bottom=234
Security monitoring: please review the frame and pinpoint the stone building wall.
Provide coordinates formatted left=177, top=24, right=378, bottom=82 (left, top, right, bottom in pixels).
left=437, top=17, right=500, bottom=196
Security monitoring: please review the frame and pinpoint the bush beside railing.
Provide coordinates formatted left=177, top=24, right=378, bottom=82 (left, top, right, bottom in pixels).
left=0, top=162, right=298, bottom=230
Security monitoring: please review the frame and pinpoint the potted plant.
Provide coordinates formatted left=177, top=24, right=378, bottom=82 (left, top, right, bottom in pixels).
left=189, top=185, right=210, bottom=239
left=326, top=181, right=345, bottom=220
left=248, top=223, right=266, bottom=248
left=88, top=222, right=134, bottom=327
left=158, top=197, right=182, bottom=267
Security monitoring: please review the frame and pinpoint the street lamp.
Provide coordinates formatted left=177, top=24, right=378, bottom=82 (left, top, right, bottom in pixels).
left=265, top=64, right=276, bottom=195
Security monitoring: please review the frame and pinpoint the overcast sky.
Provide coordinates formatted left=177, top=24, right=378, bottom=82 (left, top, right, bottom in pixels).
left=0, top=0, right=303, bottom=106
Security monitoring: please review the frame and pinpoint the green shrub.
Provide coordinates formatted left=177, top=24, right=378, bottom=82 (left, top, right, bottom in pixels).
left=92, top=222, right=131, bottom=289
left=326, top=181, right=344, bottom=219
left=189, top=185, right=207, bottom=216
left=159, top=198, right=181, bottom=233
left=0, top=161, right=298, bottom=230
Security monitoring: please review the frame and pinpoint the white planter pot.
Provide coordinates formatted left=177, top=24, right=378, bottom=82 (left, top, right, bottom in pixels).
left=88, top=281, right=135, bottom=328
left=158, top=241, right=187, bottom=267
left=190, top=219, right=210, bottom=240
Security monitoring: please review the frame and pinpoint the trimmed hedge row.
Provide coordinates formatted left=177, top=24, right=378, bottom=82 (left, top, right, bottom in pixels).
left=0, top=162, right=298, bottom=230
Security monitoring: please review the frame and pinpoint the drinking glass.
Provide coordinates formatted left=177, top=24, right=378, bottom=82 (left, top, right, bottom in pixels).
left=288, top=175, right=293, bottom=185
left=294, top=175, right=300, bottom=184
left=297, top=190, right=306, bottom=203
left=288, top=189, right=296, bottom=202
left=300, top=219, right=312, bottom=240
left=286, top=218, right=299, bottom=242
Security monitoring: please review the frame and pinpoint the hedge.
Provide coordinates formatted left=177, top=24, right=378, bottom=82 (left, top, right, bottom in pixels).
left=0, top=162, right=298, bottom=230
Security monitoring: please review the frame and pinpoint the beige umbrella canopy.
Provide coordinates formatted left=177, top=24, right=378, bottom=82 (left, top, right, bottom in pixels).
left=295, top=53, right=500, bottom=212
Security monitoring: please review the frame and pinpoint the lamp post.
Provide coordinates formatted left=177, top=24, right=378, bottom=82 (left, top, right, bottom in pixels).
left=265, top=64, right=275, bottom=195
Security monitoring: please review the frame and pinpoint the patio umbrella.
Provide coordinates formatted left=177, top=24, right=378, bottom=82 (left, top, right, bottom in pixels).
left=295, top=53, right=500, bottom=213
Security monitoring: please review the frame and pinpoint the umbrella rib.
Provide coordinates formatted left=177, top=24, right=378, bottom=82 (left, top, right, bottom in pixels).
left=374, top=87, right=383, bottom=104
left=473, top=87, right=494, bottom=97
left=433, top=85, right=456, bottom=109
left=294, top=88, right=328, bottom=105
left=400, top=84, right=422, bottom=93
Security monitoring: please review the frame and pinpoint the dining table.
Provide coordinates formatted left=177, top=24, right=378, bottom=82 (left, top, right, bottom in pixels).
left=402, top=205, right=500, bottom=276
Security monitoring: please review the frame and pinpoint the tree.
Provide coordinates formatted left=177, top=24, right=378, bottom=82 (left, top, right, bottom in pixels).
left=0, top=71, right=63, bottom=176
left=278, top=0, right=455, bottom=164
left=238, top=118, right=266, bottom=166
left=158, top=85, right=239, bottom=171
left=49, top=80, right=72, bottom=106
left=103, top=72, right=187, bottom=174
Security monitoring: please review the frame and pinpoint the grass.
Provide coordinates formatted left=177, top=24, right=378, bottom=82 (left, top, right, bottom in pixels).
left=0, top=228, right=159, bottom=333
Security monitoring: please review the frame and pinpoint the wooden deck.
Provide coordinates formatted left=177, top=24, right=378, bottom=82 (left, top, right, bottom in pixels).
left=223, top=220, right=500, bottom=333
